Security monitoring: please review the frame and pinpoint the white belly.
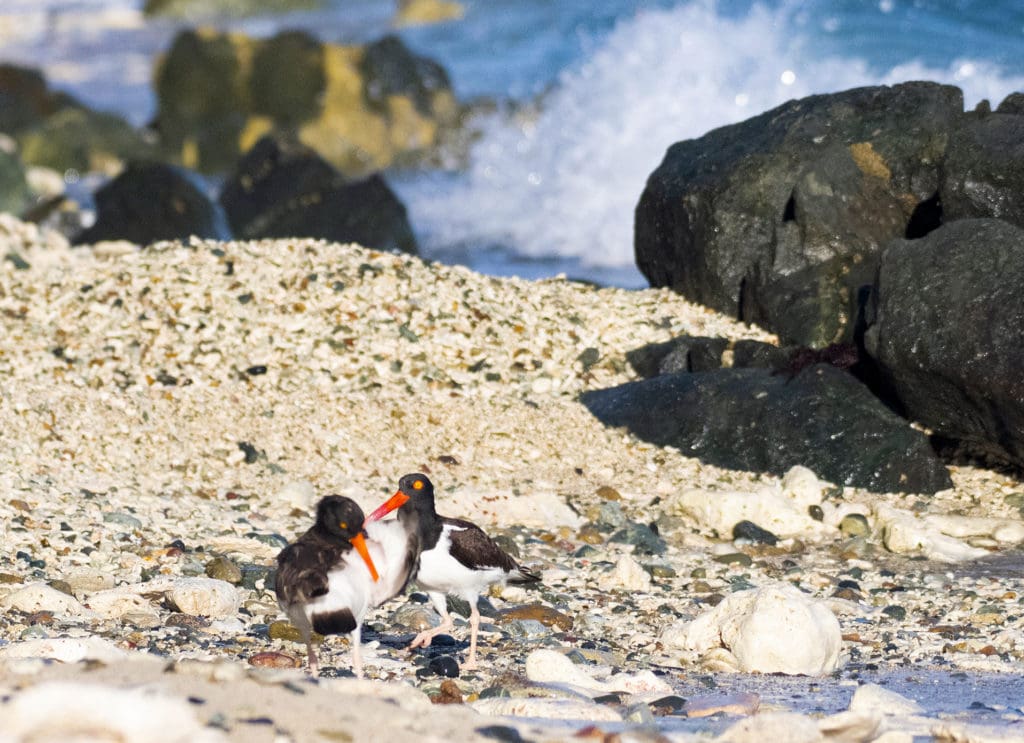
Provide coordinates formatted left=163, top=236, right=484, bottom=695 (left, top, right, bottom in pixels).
left=417, top=526, right=506, bottom=600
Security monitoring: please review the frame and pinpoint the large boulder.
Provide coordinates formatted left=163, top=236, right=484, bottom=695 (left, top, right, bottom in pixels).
left=940, top=101, right=1024, bottom=227
left=75, top=162, right=224, bottom=245
left=219, top=135, right=417, bottom=254
left=580, top=364, right=952, bottom=494
left=635, top=82, right=964, bottom=347
left=154, top=28, right=459, bottom=175
left=0, top=148, right=31, bottom=216
left=864, top=218, right=1024, bottom=468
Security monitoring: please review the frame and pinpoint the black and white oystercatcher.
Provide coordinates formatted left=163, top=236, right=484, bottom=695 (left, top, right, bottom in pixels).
left=365, top=473, right=541, bottom=669
left=275, top=495, right=385, bottom=677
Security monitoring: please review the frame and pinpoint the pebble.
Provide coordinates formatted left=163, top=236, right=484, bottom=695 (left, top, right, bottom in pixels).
left=2, top=582, right=91, bottom=617
left=248, top=651, right=300, bottom=669
left=713, top=552, right=753, bottom=567
left=268, top=620, right=305, bottom=642
left=598, top=554, right=651, bottom=591
left=430, top=679, right=464, bottom=704
left=472, top=697, right=622, bottom=721
left=393, top=603, right=442, bottom=631
left=496, top=603, right=574, bottom=631
left=716, top=711, right=822, bottom=743
left=839, top=513, right=871, bottom=537
left=732, top=519, right=779, bottom=545
left=426, top=655, right=460, bottom=678
left=0, top=637, right=130, bottom=663
left=609, top=522, right=667, bottom=555
left=683, top=692, right=760, bottom=718
left=103, top=511, right=143, bottom=530
left=167, top=578, right=241, bottom=618
left=204, top=557, right=243, bottom=584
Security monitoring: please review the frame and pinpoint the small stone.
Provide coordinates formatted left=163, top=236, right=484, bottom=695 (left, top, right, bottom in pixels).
left=609, top=522, right=667, bottom=555
left=504, top=619, right=548, bottom=638
left=430, top=679, right=463, bottom=704
left=650, top=695, right=687, bottom=716
left=47, top=580, right=74, bottom=596
left=808, top=505, right=824, bottom=521
left=691, top=580, right=714, bottom=593
left=248, top=651, right=300, bottom=669
left=577, top=525, right=605, bottom=545
left=205, top=557, right=243, bottom=584
left=0, top=573, right=24, bottom=584
left=732, top=520, right=778, bottom=545
left=167, top=577, right=241, bottom=618
left=268, top=620, right=306, bottom=642
left=474, top=725, right=524, bottom=743
left=839, top=514, right=871, bottom=538
left=647, top=564, right=677, bottom=579
left=103, top=511, right=142, bottom=530
left=392, top=603, right=441, bottom=632
left=239, top=564, right=273, bottom=590
left=881, top=605, right=907, bottom=621
left=165, top=613, right=211, bottom=630
left=596, top=485, right=621, bottom=501
left=832, top=587, right=862, bottom=601
left=427, top=655, right=460, bottom=678
left=496, top=603, right=573, bottom=631
left=597, top=502, right=627, bottom=529
left=713, top=553, right=753, bottom=567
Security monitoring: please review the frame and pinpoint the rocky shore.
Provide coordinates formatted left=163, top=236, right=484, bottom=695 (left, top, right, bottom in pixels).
left=3, top=215, right=1024, bottom=741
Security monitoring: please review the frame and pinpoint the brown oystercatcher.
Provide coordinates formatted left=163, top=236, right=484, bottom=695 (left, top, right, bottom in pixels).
left=276, top=495, right=415, bottom=677
left=365, top=473, right=541, bottom=670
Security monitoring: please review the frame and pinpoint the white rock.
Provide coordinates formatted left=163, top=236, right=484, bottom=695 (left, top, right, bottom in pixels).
left=63, top=565, right=116, bottom=595
left=277, top=479, right=317, bottom=510
left=662, top=583, right=843, bottom=675
left=606, top=669, right=673, bottom=697
left=716, top=711, right=823, bottom=742
left=1, top=582, right=92, bottom=617
left=670, top=482, right=828, bottom=540
left=781, top=465, right=827, bottom=509
left=848, top=683, right=924, bottom=716
left=0, top=637, right=130, bottom=663
left=0, top=681, right=226, bottom=743
left=597, top=554, right=651, bottom=592
left=167, top=578, right=241, bottom=618
left=817, top=709, right=881, bottom=742
left=444, top=488, right=584, bottom=529
left=876, top=505, right=988, bottom=562
left=924, top=514, right=1024, bottom=546
left=525, top=649, right=609, bottom=693
left=85, top=588, right=159, bottom=621
left=473, top=696, right=622, bottom=721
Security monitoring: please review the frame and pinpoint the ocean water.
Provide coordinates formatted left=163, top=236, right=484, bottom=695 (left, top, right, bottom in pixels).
left=2, top=0, right=1023, bottom=285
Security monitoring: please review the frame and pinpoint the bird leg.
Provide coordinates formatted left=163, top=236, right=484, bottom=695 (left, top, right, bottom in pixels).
left=350, top=627, right=363, bottom=679
left=409, top=593, right=454, bottom=650
left=463, top=603, right=481, bottom=671
left=306, top=641, right=320, bottom=676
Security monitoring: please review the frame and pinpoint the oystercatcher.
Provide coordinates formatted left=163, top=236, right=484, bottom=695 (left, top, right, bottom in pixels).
left=365, top=473, right=541, bottom=670
left=275, top=495, right=414, bottom=677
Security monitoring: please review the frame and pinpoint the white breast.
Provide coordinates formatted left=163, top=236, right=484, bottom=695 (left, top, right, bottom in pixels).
left=417, top=524, right=506, bottom=600
left=364, top=519, right=415, bottom=606
left=302, top=555, right=373, bottom=625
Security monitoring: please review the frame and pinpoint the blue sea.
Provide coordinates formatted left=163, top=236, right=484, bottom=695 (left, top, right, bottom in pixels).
left=2, top=0, right=1023, bottom=286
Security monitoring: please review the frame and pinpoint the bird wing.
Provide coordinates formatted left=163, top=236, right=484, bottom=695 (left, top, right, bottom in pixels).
left=443, top=517, right=521, bottom=573
left=275, top=540, right=333, bottom=605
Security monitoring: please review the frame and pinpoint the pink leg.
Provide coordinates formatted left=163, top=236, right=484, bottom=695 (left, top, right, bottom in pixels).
left=463, top=603, right=480, bottom=670
left=409, top=592, right=454, bottom=650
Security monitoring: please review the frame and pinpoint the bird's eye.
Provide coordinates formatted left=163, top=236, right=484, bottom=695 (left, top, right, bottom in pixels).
left=413, top=480, right=424, bottom=490
left=340, top=521, right=347, bottom=530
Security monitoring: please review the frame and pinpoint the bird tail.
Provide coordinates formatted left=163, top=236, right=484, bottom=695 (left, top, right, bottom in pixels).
left=511, top=565, right=542, bottom=584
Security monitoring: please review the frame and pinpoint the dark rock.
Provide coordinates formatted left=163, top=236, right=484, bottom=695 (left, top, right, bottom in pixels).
left=580, top=364, right=952, bottom=494
left=609, top=522, right=668, bottom=555
left=427, top=654, right=460, bottom=678
left=153, top=28, right=458, bottom=175
left=626, top=335, right=728, bottom=378
left=17, top=106, right=157, bottom=175
left=74, top=162, right=224, bottom=245
left=650, top=695, right=687, bottom=715
left=219, top=135, right=417, bottom=254
left=942, top=108, right=1024, bottom=227
left=0, top=64, right=76, bottom=134
left=882, top=605, right=907, bottom=620
left=864, top=219, right=1024, bottom=468
left=713, top=553, right=752, bottom=567
left=997, top=92, right=1024, bottom=115
left=635, top=82, right=964, bottom=346
left=732, top=520, right=778, bottom=545
left=475, top=725, right=527, bottom=743
left=731, top=340, right=792, bottom=371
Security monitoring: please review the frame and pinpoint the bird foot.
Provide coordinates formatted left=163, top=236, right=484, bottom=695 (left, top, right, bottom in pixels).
left=461, top=658, right=479, bottom=671
left=407, top=631, right=436, bottom=650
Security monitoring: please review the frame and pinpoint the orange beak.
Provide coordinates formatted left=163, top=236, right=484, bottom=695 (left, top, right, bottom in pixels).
left=365, top=490, right=410, bottom=522
left=349, top=532, right=379, bottom=582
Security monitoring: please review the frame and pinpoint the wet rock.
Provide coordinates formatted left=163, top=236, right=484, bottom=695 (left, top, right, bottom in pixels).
left=167, top=577, right=242, bottom=618
left=75, top=162, right=224, bottom=246
left=636, top=81, right=963, bottom=346
left=732, top=520, right=778, bottom=545
left=582, top=365, right=952, bottom=495
left=218, top=135, right=417, bottom=254
left=662, top=582, right=842, bottom=675
left=205, top=556, right=243, bottom=584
